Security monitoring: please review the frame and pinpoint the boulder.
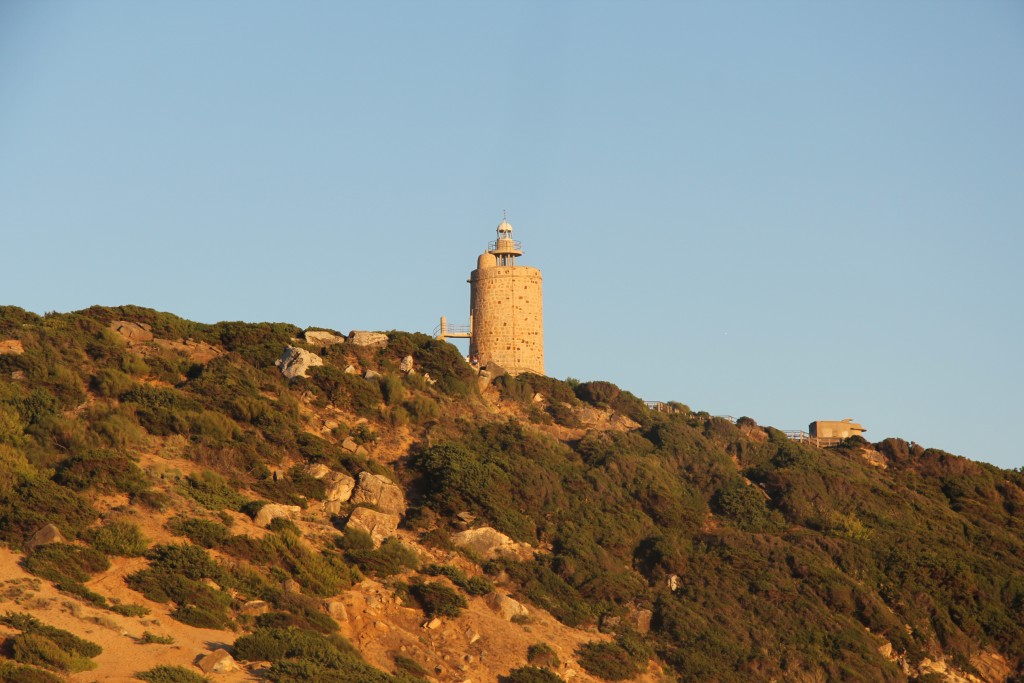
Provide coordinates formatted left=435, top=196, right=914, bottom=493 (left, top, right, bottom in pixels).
left=323, top=500, right=344, bottom=515
left=324, top=472, right=356, bottom=502
left=276, top=346, right=323, bottom=379
left=364, top=369, right=383, bottom=380
left=350, top=472, right=406, bottom=516
left=325, top=600, right=348, bottom=621
left=283, top=578, right=301, bottom=594
left=197, top=649, right=238, bottom=674
left=399, top=355, right=415, bottom=373
left=0, top=340, right=24, bottom=355
left=341, top=437, right=359, bottom=453
left=303, top=329, right=346, bottom=346
left=345, top=507, right=400, bottom=545
left=241, top=600, right=270, bottom=616
left=348, top=331, right=389, bottom=348
left=629, top=608, right=653, bottom=634
left=253, top=503, right=302, bottom=528
left=108, top=321, right=154, bottom=343
left=451, top=526, right=533, bottom=561
left=485, top=592, right=529, bottom=621
left=304, top=463, right=332, bottom=480
left=25, top=524, right=67, bottom=552
left=344, top=365, right=359, bottom=375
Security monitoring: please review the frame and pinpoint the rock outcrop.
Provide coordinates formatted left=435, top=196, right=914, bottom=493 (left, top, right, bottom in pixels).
left=108, top=320, right=154, bottom=343
left=253, top=503, right=302, bottom=528
left=350, top=472, right=406, bottom=516
left=24, top=524, right=67, bottom=552
left=399, top=355, right=415, bottom=373
left=485, top=592, right=530, bottom=621
left=324, top=472, right=356, bottom=502
left=451, top=526, right=534, bottom=561
left=345, top=507, right=400, bottom=545
left=303, top=329, right=346, bottom=346
left=275, top=346, right=323, bottom=379
left=197, top=649, right=238, bottom=674
left=348, top=331, right=388, bottom=347
left=0, top=340, right=24, bottom=355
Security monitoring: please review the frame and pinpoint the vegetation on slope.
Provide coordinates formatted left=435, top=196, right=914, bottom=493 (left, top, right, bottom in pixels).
left=0, top=305, right=1022, bottom=682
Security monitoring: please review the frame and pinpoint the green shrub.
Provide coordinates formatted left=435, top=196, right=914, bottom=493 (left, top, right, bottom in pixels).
left=11, top=633, right=72, bottom=672
left=0, top=661, right=65, bottom=683
left=502, top=667, right=565, bottom=683
left=178, top=471, right=249, bottom=511
left=23, top=543, right=109, bottom=586
left=711, top=480, right=780, bottom=532
left=0, top=612, right=102, bottom=657
left=526, top=642, right=561, bottom=668
left=409, top=580, right=467, bottom=618
left=135, top=665, right=209, bottom=683
left=380, top=375, right=405, bottom=406
left=575, top=381, right=620, bottom=406
left=171, top=605, right=231, bottom=630
left=344, top=537, right=419, bottom=578
left=54, top=450, right=148, bottom=495
left=392, top=654, right=427, bottom=677
left=403, top=395, right=440, bottom=423
left=422, top=564, right=493, bottom=596
left=89, top=368, right=135, bottom=398
left=233, top=627, right=359, bottom=666
left=82, top=520, right=148, bottom=556
left=576, top=640, right=646, bottom=681
left=167, top=516, right=230, bottom=548
left=139, top=631, right=175, bottom=644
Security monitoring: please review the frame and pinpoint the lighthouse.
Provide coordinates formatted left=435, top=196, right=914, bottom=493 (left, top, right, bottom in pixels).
left=437, top=216, right=544, bottom=376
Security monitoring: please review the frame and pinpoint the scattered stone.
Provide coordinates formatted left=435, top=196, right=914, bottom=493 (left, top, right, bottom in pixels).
left=364, top=369, right=383, bottom=380
left=348, top=331, right=388, bottom=347
left=532, top=392, right=545, bottom=403
left=668, top=574, right=680, bottom=592
left=485, top=593, right=529, bottom=621
left=454, top=511, right=477, bottom=529
left=451, top=526, right=533, bottom=561
left=304, top=463, right=332, bottom=480
left=108, top=321, right=153, bottom=343
left=375, top=620, right=390, bottom=632
left=344, top=365, right=359, bottom=375
left=0, top=339, right=25, bottom=355
left=303, top=329, right=346, bottom=346
left=345, top=507, right=401, bottom=545
left=9, top=370, right=25, bottom=381
left=324, top=472, right=356, bottom=502
left=400, top=355, right=415, bottom=373
left=423, top=373, right=436, bottom=385
left=197, top=649, right=238, bottom=674
left=464, top=627, right=481, bottom=644
left=341, top=437, right=359, bottom=453
left=350, top=472, right=407, bottom=516
left=425, top=617, right=442, bottom=630
left=253, top=503, right=302, bottom=528
left=323, top=500, right=344, bottom=515
left=25, top=524, right=67, bottom=553
left=276, top=346, right=323, bottom=379
left=283, top=578, right=301, bottom=594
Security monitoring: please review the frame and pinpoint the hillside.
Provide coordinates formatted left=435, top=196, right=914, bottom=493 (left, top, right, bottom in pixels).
left=0, top=305, right=1021, bottom=683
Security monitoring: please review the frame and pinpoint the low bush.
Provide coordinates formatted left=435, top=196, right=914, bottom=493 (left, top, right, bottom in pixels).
left=502, top=667, right=565, bottom=683
left=422, top=564, right=493, bottom=596
left=526, top=642, right=560, bottom=668
left=167, top=516, right=230, bottom=548
left=344, top=537, right=419, bottom=578
left=178, top=471, right=249, bottom=511
left=54, top=450, right=148, bottom=495
left=10, top=633, right=71, bottom=672
left=135, top=665, right=209, bottom=683
left=0, top=612, right=102, bottom=658
left=0, top=661, right=64, bottom=683
left=23, top=544, right=109, bottom=587
left=576, top=640, right=646, bottom=681
left=82, top=520, right=148, bottom=556
left=408, top=580, right=467, bottom=618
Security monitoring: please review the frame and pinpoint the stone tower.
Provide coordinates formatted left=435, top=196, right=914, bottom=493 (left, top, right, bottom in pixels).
left=437, top=216, right=544, bottom=376
left=469, top=217, right=544, bottom=376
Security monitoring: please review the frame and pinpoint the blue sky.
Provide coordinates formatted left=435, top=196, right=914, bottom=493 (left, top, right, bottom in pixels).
left=1, top=0, right=1022, bottom=468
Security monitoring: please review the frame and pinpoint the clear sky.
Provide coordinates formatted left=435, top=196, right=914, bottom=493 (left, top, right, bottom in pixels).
left=1, top=0, right=1022, bottom=468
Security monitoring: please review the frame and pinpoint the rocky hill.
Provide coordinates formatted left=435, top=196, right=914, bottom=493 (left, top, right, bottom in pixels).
left=0, top=305, right=1021, bottom=683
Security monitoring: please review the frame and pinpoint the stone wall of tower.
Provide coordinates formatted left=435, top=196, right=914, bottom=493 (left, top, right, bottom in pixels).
left=469, top=265, right=544, bottom=376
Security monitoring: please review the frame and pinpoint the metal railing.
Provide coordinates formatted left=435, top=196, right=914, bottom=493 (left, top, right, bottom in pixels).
left=434, top=322, right=471, bottom=338
left=488, top=239, right=522, bottom=252
left=783, top=430, right=844, bottom=448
